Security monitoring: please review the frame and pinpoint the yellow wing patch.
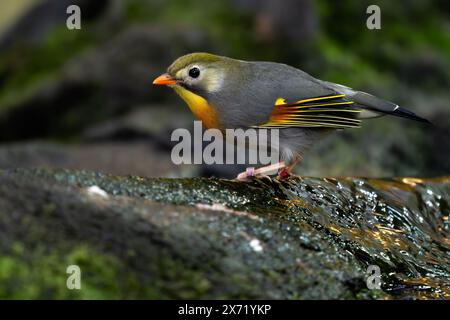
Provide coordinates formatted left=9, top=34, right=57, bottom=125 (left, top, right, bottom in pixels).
left=256, top=94, right=362, bottom=129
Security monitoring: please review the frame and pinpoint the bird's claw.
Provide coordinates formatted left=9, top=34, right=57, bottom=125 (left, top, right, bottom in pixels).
left=236, top=162, right=288, bottom=181
left=277, top=168, right=291, bottom=180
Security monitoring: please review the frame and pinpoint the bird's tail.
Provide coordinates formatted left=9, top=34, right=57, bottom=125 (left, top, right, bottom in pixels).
left=351, top=91, right=431, bottom=124
left=387, top=106, right=431, bottom=124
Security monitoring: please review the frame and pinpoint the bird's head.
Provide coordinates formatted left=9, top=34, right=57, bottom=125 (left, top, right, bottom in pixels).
left=153, top=52, right=239, bottom=95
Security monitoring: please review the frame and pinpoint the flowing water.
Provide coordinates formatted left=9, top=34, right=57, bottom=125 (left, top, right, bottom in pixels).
left=263, top=176, right=450, bottom=299
left=10, top=169, right=450, bottom=299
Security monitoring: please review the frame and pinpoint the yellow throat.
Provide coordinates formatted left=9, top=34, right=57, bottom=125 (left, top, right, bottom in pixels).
left=173, top=86, right=219, bottom=129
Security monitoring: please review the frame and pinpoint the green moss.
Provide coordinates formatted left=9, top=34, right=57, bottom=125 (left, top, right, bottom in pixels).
left=0, top=244, right=118, bottom=299
left=0, top=238, right=217, bottom=299
left=355, top=289, right=387, bottom=300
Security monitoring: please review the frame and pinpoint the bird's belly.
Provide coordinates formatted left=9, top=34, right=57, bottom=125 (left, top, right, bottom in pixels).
left=173, top=86, right=219, bottom=129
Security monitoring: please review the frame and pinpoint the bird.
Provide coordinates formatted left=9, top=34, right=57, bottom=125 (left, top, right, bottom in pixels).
left=153, top=52, right=429, bottom=180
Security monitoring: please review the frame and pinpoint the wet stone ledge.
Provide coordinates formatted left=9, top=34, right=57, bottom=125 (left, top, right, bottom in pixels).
left=0, top=168, right=448, bottom=299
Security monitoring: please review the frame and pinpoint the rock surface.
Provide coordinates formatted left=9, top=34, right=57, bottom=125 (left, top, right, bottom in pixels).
left=0, top=168, right=448, bottom=299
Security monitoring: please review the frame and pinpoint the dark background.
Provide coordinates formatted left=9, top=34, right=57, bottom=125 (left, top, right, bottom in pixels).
left=0, top=0, right=449, bottom=178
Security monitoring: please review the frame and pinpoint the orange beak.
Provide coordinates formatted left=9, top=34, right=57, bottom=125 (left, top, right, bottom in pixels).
left=153, top=73, right=177, bottom=86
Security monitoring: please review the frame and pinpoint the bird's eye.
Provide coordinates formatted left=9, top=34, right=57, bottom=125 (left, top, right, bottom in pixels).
left=188, top=67, right=200, bottom=79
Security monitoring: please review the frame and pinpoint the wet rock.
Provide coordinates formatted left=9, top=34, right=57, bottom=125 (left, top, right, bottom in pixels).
left=0, top=168, right=448, bottom=299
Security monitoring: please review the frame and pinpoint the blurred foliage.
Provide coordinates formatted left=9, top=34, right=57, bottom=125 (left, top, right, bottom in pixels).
left=123, top=0, right=450, bottom=92
left=0, top=26, right=94, bottom=110
left=1, top=0, right=449, bottom=103
left=0, top=0, right=36, bottom=32
left=314, top=0, right=450, bottom=89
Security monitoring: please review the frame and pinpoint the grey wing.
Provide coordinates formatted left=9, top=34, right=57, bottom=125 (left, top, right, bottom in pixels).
left=214, top=62, right=344, bottom=128
left=246, top=63, right=363, bottom=129
left=250, top=62, right=340, bottom=103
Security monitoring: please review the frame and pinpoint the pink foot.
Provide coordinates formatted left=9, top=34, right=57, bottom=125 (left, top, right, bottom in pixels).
left=236, top=167, right=255, bottom=180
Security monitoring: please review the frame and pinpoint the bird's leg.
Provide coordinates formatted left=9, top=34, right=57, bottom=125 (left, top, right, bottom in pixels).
left=236, top=162, right=286, bottom=180
left=277, top=156, right=301, bottom=180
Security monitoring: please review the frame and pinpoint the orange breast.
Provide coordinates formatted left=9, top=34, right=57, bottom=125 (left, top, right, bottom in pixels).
left=173, top=86, right=219, bottom=129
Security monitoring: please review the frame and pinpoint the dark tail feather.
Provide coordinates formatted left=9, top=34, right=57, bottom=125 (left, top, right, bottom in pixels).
left=390, top=106, right=432, bottom=124
left=351, top=91, right=431, bottom=124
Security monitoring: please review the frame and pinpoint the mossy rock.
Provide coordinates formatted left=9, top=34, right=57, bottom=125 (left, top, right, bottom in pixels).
left=0, top=168, right=448, bottom=299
